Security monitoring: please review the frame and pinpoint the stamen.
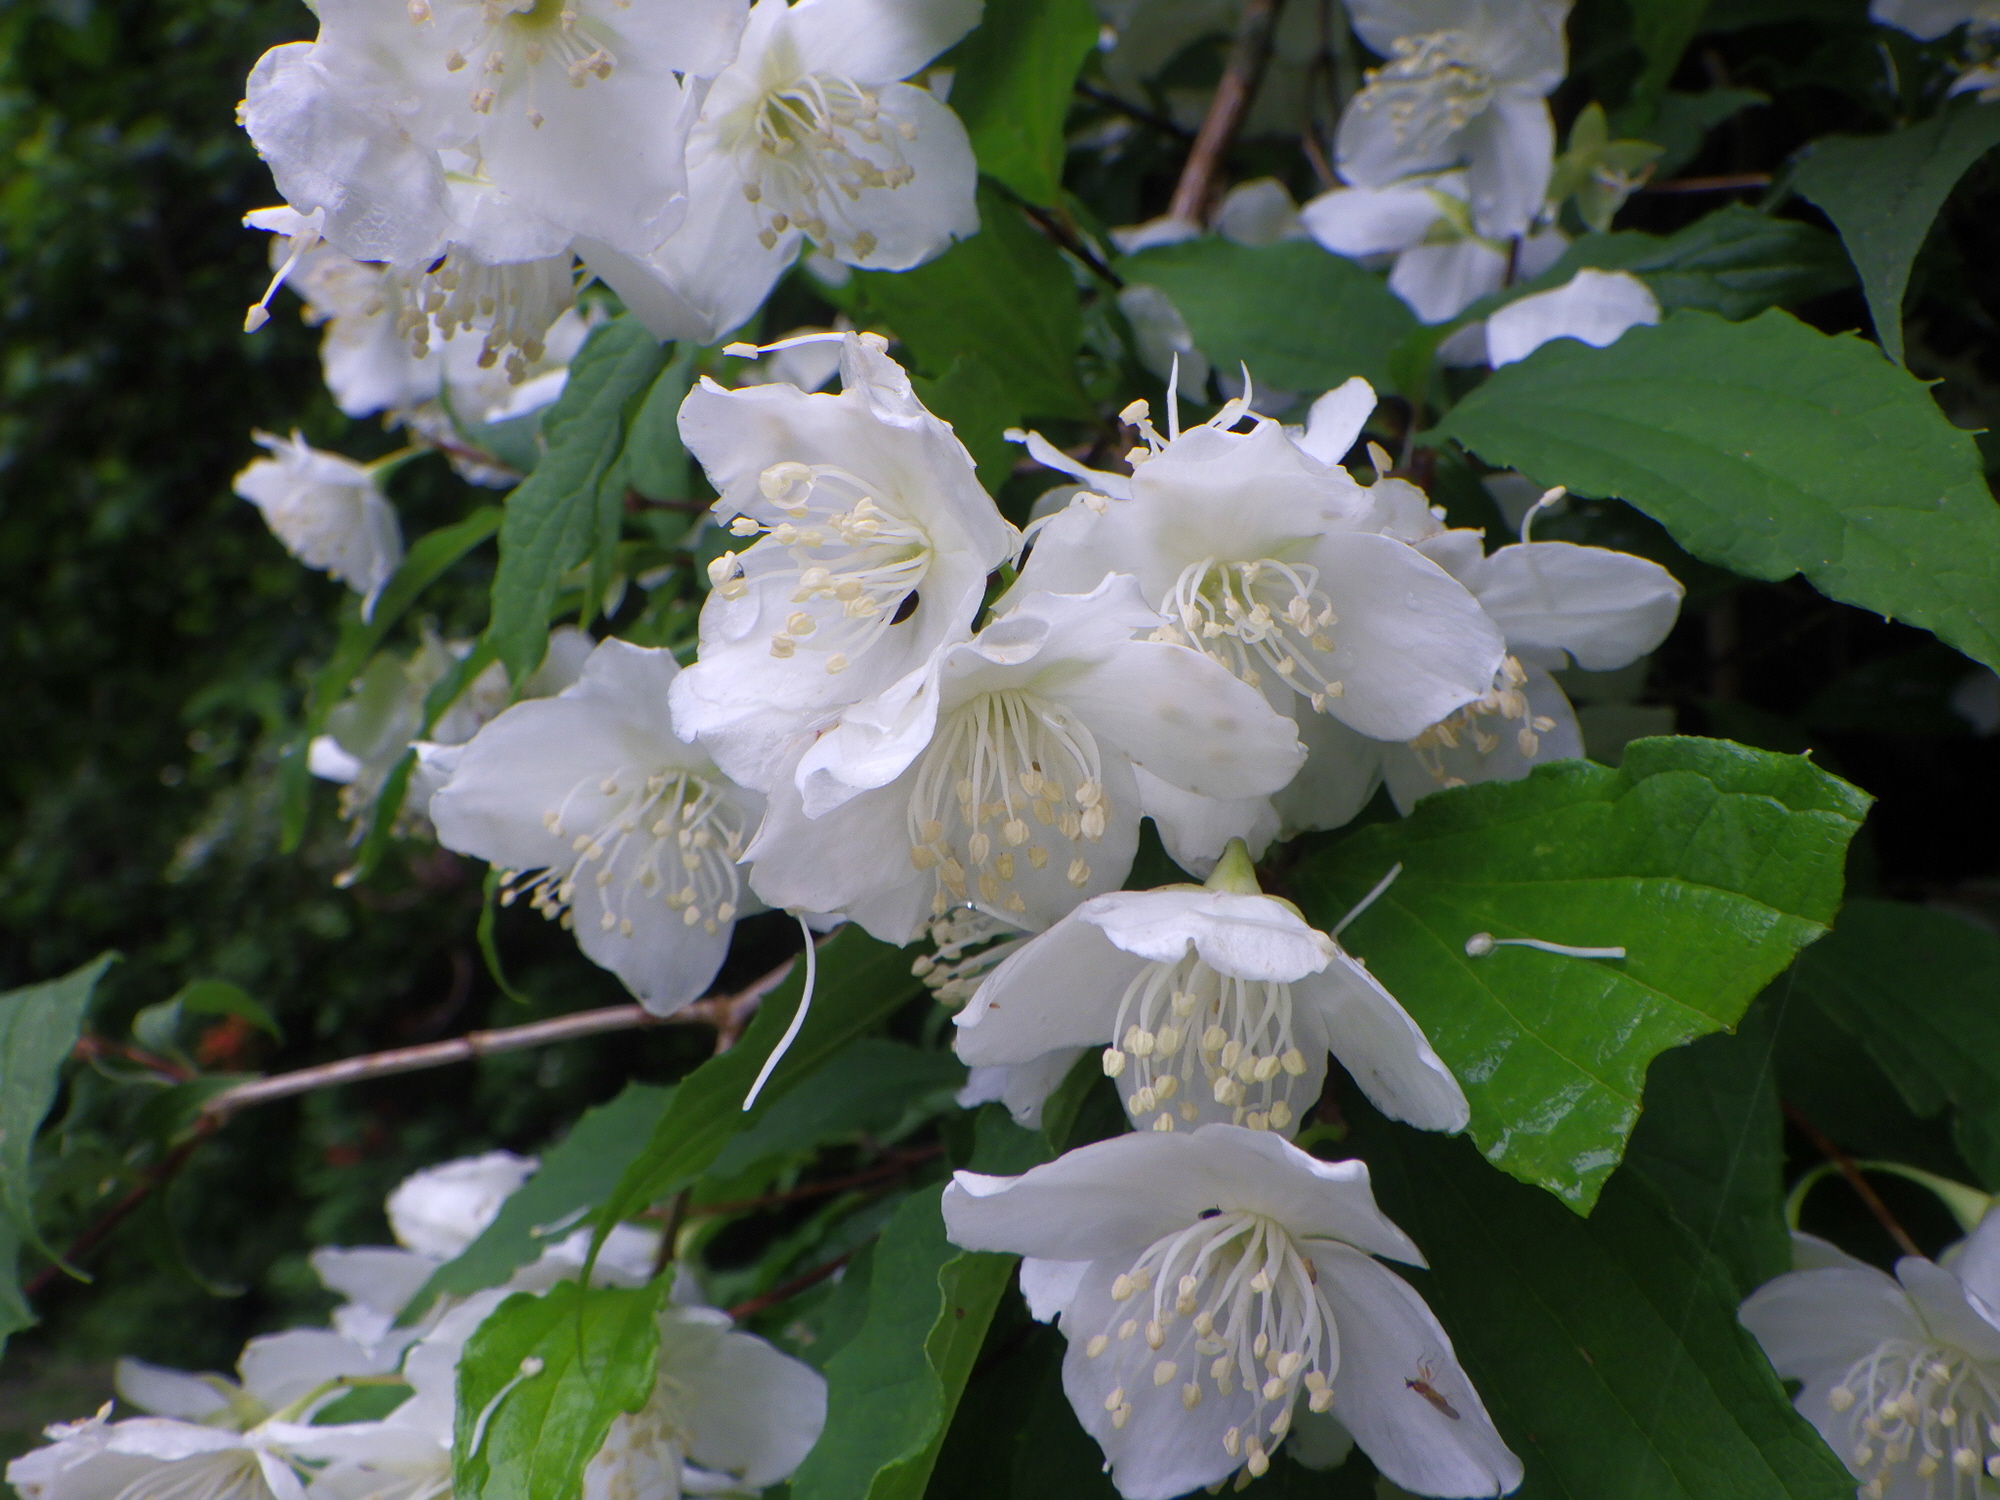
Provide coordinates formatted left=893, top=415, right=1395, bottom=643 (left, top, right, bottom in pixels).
left=1465, top=932, right=1626, bottom=960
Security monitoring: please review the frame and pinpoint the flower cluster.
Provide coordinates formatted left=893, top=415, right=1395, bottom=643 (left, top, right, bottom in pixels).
left=8, top=1153, right=824, bottom=1500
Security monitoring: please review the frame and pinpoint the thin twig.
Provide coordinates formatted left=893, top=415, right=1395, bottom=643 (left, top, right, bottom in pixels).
left=728, top=1247, right=863, bottom=1321
left=1074, top=80, right=1194, bottom=141
left=1017, top=200, right=1123, bottom=289
left=1167, top=0, right=1287, bottom=224
left=1641, top=172, right=1773, bottom=194
left=200, top=960, right=793, bottom=1119
left=24, top=1132, right=212, bottom=1300
left=1784, top=1101, right=1924, bottom=1259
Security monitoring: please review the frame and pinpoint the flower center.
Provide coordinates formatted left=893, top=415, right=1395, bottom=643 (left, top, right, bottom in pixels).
left=110, top=1451, right=277, bottom=1500
left=411, top=0, right=619, bottom=124
left=913, top=908, right=1027, bottom=1006
left=1153, top=558, right=1347, bottom=711
left=500, top=766, right=746, bottom=937
left=1354, top=31, right=1497, bottom=140
left=733, top=71, right=917, bottom=260
left=1405, top=655, right=1553, bottom=789
left=1826, top=1339, right=2000, bottom=1496
left=1084, top=1210, right=1336, bottom=1481
left=1099, top=954, right=1311, bottom=1134
left=389, top=245, right=577, bottom=384
left=906, top=689, right=1107, bottom=921
left=708, top=462, right=933, bottom=675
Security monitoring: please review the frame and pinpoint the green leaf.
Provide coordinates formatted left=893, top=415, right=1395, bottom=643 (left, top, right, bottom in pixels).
left=406, top=1082, right=675, bottom=1320
left=488, top=318, right=671, bottom=681
left=167, top=979, right=280, bottom=1041
left=790, top=1187, right=1015, bottom=1500
left=1623, top=999, right=1791, bottom=1296
left=623, top=345, right=695, bottom=503
left=1350, top=1113, right=1856, bottom=1500
left=1575, top=207, right=1853, bottom=321
left=912, top=356, right=1019, bottom=492
left=1647, top=89, right=1769, bottom=177
left=1791, top=99, right=2000, bottom=364
left=943, top=0, right=1097, bottom=205
left=1792, top=898, right=2000, bottom=1188
left=705, top=1038, right=963, bottom=1185
left=453, top=1280, right=664, bottom=1500
left=0, top=954, right=116, bottom=1349
left=1622, top=0, right=1712, bottom=130
left=1118, top=238, right=1420, bottom=395
left=591, top=930, right=926, bottom=1252
left=854, top=184, right=1090, bottom=423
left=280, top=507, right=502, bottom=849
left=1429, top=308, right=2000, bottom=677
left=1290, top=736, right=1867, bottom=1209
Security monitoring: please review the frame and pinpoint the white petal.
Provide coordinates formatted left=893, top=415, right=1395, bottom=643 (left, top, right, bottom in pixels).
left=1294, top=531, right=1505, bottom=742
left=1292, top=377, right=1378, bottom=465
left=1381, top=665, right=1582, bottom=813
left=1018, top=1256, right=1090, bottom=1323
left=1870, top=0, right=1977, bottom=39
left=1270, top=708, right=1387, bottom=838
left=1388, top=239, right=1508, bottom=324
left=942, top=1125, right=1423, bottom=1266
left=1133, top=765, right=1279, bottom=876
left=953, top=912, right=1145, bottom=1063
left=1298, top=954, right=1469, bottom=1132
left=1898, top=1256, right=2000, bottom=1362
left=1212, top=177, right=1304, bottom=246
left=955, top=1048, right=1086, bottom=1129
left=1082, top=889, right=1335, bottom=982
left=309, top=1245, right=439, bottom=1315
left=1461, top=90, right=1555, bottom=240
left=1738, top=1265, right=1925, bottom=1379
left=744, top=767, right=937, bottom=945
left=1311, top=1243, right=1523, bottom=1497
left=241, top=44, right=452, bottom=266
left=385, top=1150, right=536, bottom=1259
left=112, top=1362, right=230, bottom=1422
left=819, top=83, right=978, bottom=271
left=781, top=0, right=982, bottom=83
left=667, top=1315, right=828, bottom=1487
left=1486, top=269, right=1661, bottom=368
left=1300, top=180, right=1448, bottom=258
left=237, top=1329, right=383, bottom=1408
left=1467, top=541, right=1683, bottom=670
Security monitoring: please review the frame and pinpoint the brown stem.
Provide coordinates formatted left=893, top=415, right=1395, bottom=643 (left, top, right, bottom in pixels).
left=1167, top=0, right=1287, bottom=225
left=728, top=1247, right=863, bottom=1321
left=1784, top=1101, right=1924, bottom=1259
left=1641, top=172, right=1773, bottom=194
left=197, top=962, right=793, bottom=1119
left=1073, top=80, right=1194, bottom=141
left=24, top=1130, right=212, bottom=1300
left=1017, top=200, right=1123, bottom=289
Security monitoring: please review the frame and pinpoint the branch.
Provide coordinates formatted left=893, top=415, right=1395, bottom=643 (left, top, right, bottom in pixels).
left=728, top=1246, right=863, bottom=1321
left=1641, top=172, right=1772, bottom=194
left=199, top=960, right=794, bottom=1120
left=1074, top=80, right=1194, bottom=141
left=1784, top=1101, right=1924, bottom=1259
left=1017, top=200, right=1123, bottom=289
left=1167, top=0, right=1287, bottom=224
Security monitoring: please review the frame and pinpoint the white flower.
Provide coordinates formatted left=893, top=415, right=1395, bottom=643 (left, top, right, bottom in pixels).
left=953, top=853, right=1468, bottom=1138
left=1008, top=385, right=1503, bottom=859
left=385, top=1151, right=537, bottom=1260
left=430, top=639, right=764, bottom=1015
left=1741, top=1218, right=2000, bottom=1498
left=941, top=1125, right=1522, bottom=1499
left=1299, top=171, right=1568, bottom=324
left=582, top=1304, right=828, bottom=1500
left=233, top=433, right=402, bottom=619
left=745, top=577, right=1305, bottom=943
left=670, top=332, right=1018, bottom=791
left=1870, top=0, right=2000, bottom=41
left=245, top=0, right=741, bottom=262
left=581, top=0, right=980, bottom=346
left=1335, top=0, right=1572, bottom=240
left=1480, top=268, right=1660, bottom=367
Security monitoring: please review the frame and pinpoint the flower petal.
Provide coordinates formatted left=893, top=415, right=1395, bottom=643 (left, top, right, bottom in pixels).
left=1298, top=953, right=1470, bottom=1132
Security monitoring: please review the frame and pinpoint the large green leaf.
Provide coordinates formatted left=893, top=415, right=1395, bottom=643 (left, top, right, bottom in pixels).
left=1291, top=736, right=1867, bottom=1209
left=1791, top=99, right=2000, bottom=364
left=943, top=0, right=1097, bottom=205
left=590, top=930, right=927, bottom=1252
left=452, top=1280, right=663, bottom=1500
left=1351, top=1113, right=1855, bottom=1500
left=1429, top=308, right=2000, bottom=676
left=1119, top=238, right=1419, bottom=395
left=854, top=185, right=1090, bottom=425
left=0, top=954, right=115, bottom=1350
left=1552, top=207, right=1853, bottom=321
left=791, top=1187, right=1015, bottom=1500
left=405, top=1082, right=675, bottom=1320
left=1792, top=897, right=2000, bottom=1187
left=487, top=318, right=671, bottom=681
left=1623, top=999, right=1791, bottom=1296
